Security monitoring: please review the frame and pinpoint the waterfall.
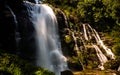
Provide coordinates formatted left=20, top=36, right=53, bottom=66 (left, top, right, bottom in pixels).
left=72, top=32, right=77, bottom=45
left=24, top=2, right=68, bottom=75
left=92, top=44, right=108, bottom=70
left=71, top=31, right=85, bottom=70
left=82, top=23, right=115, bottom=70
left=83, top=23, right=115, bottom=59
left=83, top=24, right=88, bottom=40
left=92, top=28, right=115, bottom=59
left=71, top=32, right=79, bottom=52
left=5, top=5, right=21, bottom=51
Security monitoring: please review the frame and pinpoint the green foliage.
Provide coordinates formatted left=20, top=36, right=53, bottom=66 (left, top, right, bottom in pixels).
left=45, top=0, right=120, bottom=71
left=0, top=53, right=54, bottom=75
left=104, top=56, right=120, bottom=70
left=77, top=0, right=118, bottom=31
left=34, top=68, right=54, bottom=75
left=70, top=56, right=80, bottom=64
left=112, top=43, right=120, bottom=56
left=0, top=53, right=22, bottom=75
left=64, top=35, right=72, bottom=43
left=45, top=0, right=120, bottom=32
left=110, top=25, right=120, bottom=56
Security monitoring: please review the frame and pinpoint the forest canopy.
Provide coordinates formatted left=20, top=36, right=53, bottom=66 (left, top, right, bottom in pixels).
left=44, top=0, right=120, bottom=32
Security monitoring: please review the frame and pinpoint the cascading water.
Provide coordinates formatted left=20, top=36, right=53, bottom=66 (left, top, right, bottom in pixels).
left=82, top=23, right=115, bottom=70
left=83, top=24, right=115, bottom=59
left=92, top=44, right=108, bottom=70
left=24, top=1, right=68, bottom=75
left=93, top=29, right=115, bottom=59
left=83, top=24, right=88, bottom=41
left=71, top=32, right=79, bottom=52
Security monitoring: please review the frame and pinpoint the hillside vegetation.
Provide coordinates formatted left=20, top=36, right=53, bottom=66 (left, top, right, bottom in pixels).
left=45, top=0, right=120, bottom=59
left=45, top=0, right=120, bottom=73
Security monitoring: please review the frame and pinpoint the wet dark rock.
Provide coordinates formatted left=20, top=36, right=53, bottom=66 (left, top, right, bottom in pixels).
left=56, top=9, right=68, bottom=34
left=0, top=0, right=36, bottom=62
left=55, top=9, right=70, bottom=56
left=27, top=0, right=36, bottom=3
left=0, top=2, right=17, bottom=53
left=61, top=70, right=73, bottom=75
left=0, top=0, right=25, bottom=53
left=68, top=61, right=84, bottom=71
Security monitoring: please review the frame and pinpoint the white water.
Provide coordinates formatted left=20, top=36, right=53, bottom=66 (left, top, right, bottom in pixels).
left=93, top=28, right=115, bottom=59
left=82, top=23, right=115, bottom=69
left=25, top=2, right=68, bottom=75
left=72, top=32, right=77, bottom=45
left=92, top=45, right=107, bottom=70
left=118, top=66, right=120, bottom=71
left=83, top=24, right=88, bottom=40
left=83, top=23, right=115, bottom=60
left=71, top=32, right=79, bottom=54
left=93, top=44, right=108, bottom=64
left=35, top=0, right=39, bottom=4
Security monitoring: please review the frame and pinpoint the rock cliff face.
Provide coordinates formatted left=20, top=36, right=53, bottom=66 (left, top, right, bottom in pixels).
left=0, top=0, right=21, bottom=53
left=0, top=0, right=36, bottom=62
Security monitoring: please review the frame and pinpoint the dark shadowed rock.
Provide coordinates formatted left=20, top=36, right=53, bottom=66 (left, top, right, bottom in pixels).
left=56, top=9, right=68, bottom=35
left=0, top=70, right=12, bottom=75
left=0, top=1, right=17, bottom=53
left=61, top=70, right=73, bottom=75
left=55, top=9, right=70, bottom=57
left=0, top=0, right=24, bottom=54
left=0, top=0, right=36, bottom=62
left=27, top=0, right=36, bottom=3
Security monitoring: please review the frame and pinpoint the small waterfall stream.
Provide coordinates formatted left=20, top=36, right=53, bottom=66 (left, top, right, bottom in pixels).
left=92, top=27, right=115, bottom=60
left=82, top=23, right=115, bottom=70
left=92, top=44, right=108, bottom=70
left=83, top=24, right=88, bottom=41
left=5, top=5, right=21, bottom=51
left=72, top=32, right=79, bottom=51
